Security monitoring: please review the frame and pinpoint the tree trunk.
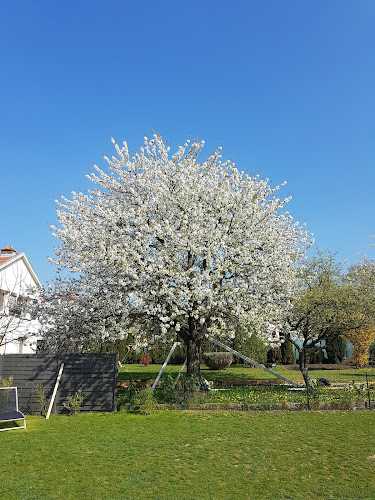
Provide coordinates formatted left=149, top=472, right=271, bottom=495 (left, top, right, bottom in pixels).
left=178, top=315, right=209, bottom=383
left=186, top=335, right=202, bottom=379
left=299, top=348, right=311, bottom=387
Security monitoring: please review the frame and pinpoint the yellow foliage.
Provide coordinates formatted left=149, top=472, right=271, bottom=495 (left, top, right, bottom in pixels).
left=345, top=327, right=375, bottom=368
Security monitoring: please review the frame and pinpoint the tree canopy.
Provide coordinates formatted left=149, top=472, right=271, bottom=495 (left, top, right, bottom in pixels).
left=46, top=134, right=312, bottom=377
left=285, top=251, right=375, bottom=384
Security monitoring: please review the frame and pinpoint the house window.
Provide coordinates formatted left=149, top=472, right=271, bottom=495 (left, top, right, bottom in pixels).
left=8, top=294, right=19, bottom=316
left=8, top=295, right=27, bottom=318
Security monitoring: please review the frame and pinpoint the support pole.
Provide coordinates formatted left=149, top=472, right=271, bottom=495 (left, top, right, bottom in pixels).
left=151, top=342, right=180, bottom=391
left=206, top=336, right=303, bottom=387
left=174, top=359, right=187, bottom=386
left=46, top=363, right=64, bottom=419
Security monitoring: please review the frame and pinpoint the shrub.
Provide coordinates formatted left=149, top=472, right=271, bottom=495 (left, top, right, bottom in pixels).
left=184, top=374, right=201, bottom=395
left=117, top=387, right=130, bottom=411
left=267, top=347, right=281, bottom=364
left=34, top=383, right=48, bottom=416
left=203, top=352, right=233, bottom=370
left=134, top=386, right=156, bottom=415
left=325, top=333, right=346, bottom=364
left=63, top=388, right=84, bottom=416
left=280, top=340, right=296, bottom=364
left=310, top=346, right=324, bottom=364
left=0, top=376, right=13, bottom=387
left=159, top=375, right=179, bottom=404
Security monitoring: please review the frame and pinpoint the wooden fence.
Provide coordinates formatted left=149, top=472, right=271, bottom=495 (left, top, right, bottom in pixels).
left=0, top=354, right=118, bottom=414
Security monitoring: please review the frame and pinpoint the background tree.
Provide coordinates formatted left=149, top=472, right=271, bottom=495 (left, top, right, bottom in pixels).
left=346, top=256, right=375, bottom=320
left=48, top=134, right=312, bottom=379
left=343, top=256, right=375, bottom=367
left=285, top=251, right=374, bottom=385
left=231, top=326, right=268, bottom=365
left=280, top=334, right=296, bottom=364
left=324, top=329, right=346, bottom=364
left=344, top=321, right=375, bottom=367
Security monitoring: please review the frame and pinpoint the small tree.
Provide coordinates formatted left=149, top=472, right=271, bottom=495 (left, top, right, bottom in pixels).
left=48, top=134, right=312, bottom=379
left=285, top=251, right=368, bottom=386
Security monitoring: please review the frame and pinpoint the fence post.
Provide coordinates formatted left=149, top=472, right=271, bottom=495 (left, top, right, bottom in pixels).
left=129, top=375, right=133, bottom=411
left=242, top=373, right=245, bottom=410
left=306, top=383, right=311, bottom=410
left=114, top=353, right=118, bottom=412
left=366, top=372, right=371, bottom=409
left=183, top=375, right=187, bottom=409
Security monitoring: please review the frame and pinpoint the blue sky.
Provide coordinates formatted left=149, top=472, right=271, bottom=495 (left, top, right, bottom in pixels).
left=1, top=1, right=374, bottom=284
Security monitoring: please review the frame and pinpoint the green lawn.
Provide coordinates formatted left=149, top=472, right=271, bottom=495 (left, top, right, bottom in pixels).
left=119, top=363, right=375, bottom=384
left=1, top=411, right=375, bottom=499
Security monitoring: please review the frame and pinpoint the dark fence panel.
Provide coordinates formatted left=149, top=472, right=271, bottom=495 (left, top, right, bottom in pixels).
left=0, top=354, right=118, bottom=414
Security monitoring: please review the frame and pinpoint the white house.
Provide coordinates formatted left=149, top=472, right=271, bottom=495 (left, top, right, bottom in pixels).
left=0, top=245, right=42, bottom=354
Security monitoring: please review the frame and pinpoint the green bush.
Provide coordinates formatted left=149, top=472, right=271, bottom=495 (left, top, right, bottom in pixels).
left=0, top=376, right=13, bottom=387
left=280, top=340, right=296, bottom=364
left=134, top=386, right=156, bottom=415
left=34, top=383, right=48, bottom=416
left=325, top=333, right=346, bottom=364
left=184, top=374, right=201, bottom=395
left=267, top=347, right=281, bottom=364
left=203, top=352, right=233, bottom=370
left=63, top=388, right=84, bottom=416
left=159, top=374, right=179, bottom=404
left=310, top=346, right=324, bottom=364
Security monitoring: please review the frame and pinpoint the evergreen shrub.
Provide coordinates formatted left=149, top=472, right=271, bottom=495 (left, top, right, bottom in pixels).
left=203, top=352, right=233, bottom=370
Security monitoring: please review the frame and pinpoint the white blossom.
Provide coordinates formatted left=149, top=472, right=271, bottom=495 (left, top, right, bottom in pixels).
left=46, top=134, right=313, bottom=373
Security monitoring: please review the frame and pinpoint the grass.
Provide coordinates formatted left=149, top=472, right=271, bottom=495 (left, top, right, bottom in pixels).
left=1, top=411, right=375, bottom=499
left=119, top=363, right=375, bottom=384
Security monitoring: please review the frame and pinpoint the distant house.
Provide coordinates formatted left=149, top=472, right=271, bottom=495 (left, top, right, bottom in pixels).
left=0, top=245, right=42, bottom=354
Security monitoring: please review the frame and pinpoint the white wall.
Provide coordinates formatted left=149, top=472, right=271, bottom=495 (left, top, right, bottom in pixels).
left=0, top=255, right=41, bottom=354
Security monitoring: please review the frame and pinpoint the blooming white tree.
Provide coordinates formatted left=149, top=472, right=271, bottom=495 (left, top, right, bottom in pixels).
left=49, top=134, right=312, bottom=378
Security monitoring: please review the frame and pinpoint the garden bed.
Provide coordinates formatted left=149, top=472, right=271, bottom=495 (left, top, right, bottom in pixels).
left=117, top=380, right=375, bottom=412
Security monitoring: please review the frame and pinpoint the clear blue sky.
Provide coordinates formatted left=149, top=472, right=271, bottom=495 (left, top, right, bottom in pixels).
left=1, top=1, right=374, bottom=285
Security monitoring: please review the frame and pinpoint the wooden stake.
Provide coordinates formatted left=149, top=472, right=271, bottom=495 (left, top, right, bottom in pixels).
left=46, top=363, right=64, bottom=419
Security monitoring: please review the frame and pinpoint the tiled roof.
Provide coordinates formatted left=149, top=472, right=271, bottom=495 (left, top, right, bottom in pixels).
left=0, top=256, right=13, bottom=265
